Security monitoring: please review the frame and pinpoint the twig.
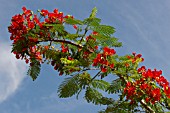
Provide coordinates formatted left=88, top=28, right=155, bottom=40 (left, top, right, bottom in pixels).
left=37, top=39, right=83, bottom=48
left=91, top=71, right=101, bottom=81
left=140, top=99, right=155, bottom=113
left=79, top=25, right=89, bottom=44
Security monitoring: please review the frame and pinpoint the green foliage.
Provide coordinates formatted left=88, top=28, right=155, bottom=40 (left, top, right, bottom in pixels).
left=60, top=58, right=80, bottom=66
left=91, top=79, right=110, bottom=91
left=106, top=78, right=123, bottom=94
left=27, top=59, right=41, bottom=81
left=99, top=101, right=137, bottom=113
left=65, top=34, right=80, bottom=41
left=89, top=7, right=97, bottom=18
left=83, top=17, right=101, bottom=26
left=93, top=35, right=122, bottom=47
left=44, top=24, right=64, bottom=32
left=91, top=25, right=115, bottom=37
left=9, top=6, right=170, bottom=113
left=58, top=74, right=80, bottom=98
left=85, top=87, right=103, bottom=105
left=64, top=18, right=83, bottom=25
left=99, top=97, right=115, bottom=105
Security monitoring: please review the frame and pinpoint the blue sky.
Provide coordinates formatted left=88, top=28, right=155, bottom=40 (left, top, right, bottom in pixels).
left=1, top=0, right=170, bottom=113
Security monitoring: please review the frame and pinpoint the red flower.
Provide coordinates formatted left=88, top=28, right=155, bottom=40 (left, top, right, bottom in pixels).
left=25, top=59, right=29, bottom=64
left=145, top=97, right=150, bottom=103
left=103, top=47, right=116, bottom=56
left=92, top=31, right=98, bottom=35
left=132, top=52, right=136, bottom=56
left=164, top=86, right=170, bottom=96
left=53, top=9, right=58, bottom=14
left=138, top=66, right=146, bottom=74
left=33, top=15, right=40, bottom=24
left=136, top=54, right=142, bottom=58
left=109, top=63, right=114, bottom=69
left=94, top=46, right=98, bottom=50
left=41, top=9, right=49, bottom=16
left=27, top=21, right=35, bottom=29
left=61, top=45, right=68, bottom=53
left=100, top=66, right=107, bottom=73
left=22, top=6, right=31, bottom=15
left=73, top=25, right=78, bottom=29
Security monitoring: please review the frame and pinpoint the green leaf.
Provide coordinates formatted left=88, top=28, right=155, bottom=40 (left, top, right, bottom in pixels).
left=27, top=59, right=41, bottom=81
left=60, top=58, right=80, bottom=66
left=85, top=87, right=103, bottom=105
left=91, top=25, right=115, bottom=36
left=84, top=17, right=101, bottom=26
left=90, top=7, right=97, bottom=18
left=100, top=101, right=136, bottom=113
left=44, top=23, right=65, bottom=35
left=65, top=34, right=80, bottom=41
left=93, top=35, right=122, bottom=47
left=106, top=78, right=123, bottom=94
left=58, top=74, right=80, bottom=98
left=91, top=79, right=109, bottom=91
left=65, top=18, right=83, bottom=25
left=99, top=97, right=115, bottom=105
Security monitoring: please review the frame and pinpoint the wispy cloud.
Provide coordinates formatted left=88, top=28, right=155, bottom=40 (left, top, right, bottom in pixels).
left=0, top=42, right=27, bottom=103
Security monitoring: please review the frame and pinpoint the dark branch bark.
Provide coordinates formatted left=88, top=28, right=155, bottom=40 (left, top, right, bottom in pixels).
left=91, top=71, right=101, bottom=81
left=37, top=39, right=83, bottom=48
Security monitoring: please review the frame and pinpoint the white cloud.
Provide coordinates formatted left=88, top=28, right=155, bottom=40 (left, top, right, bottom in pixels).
left=0, top=42, right=27, bottom=103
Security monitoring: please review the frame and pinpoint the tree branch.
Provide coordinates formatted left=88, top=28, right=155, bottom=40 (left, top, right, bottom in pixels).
left=140, top=99, right=155, bottom=113
left=79, top=25, right=89, bottom=44
left=37, top=39, right=83, bottom=48
left=91, top=71, right=101, bottom=81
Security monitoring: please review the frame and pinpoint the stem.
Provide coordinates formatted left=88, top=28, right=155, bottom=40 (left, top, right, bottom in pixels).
left=82, top=68, right=100, bottom=71
left=91, top=71, right=101, bottom=81
left=37, top=39, right=83, bottom=48
left=37, top=39, right=95, bottom=53
left=140, top=100, right=155, bottom=113
left=79, top=25, right=89, bottom=44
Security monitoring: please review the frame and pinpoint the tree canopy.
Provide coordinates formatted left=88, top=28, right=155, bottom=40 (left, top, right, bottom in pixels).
left=8, top=7, right=170, bottom=112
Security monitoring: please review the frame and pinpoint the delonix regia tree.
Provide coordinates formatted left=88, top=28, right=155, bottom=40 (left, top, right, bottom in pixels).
left=8, top=7, right=170, bottom=112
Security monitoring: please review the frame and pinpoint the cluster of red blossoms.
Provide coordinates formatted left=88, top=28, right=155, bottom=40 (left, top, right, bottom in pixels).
left=127, top=52, right=144, bottom=63
left=124, top=79, right=161, bottom=104
left=93, top=47, right=115, bottom=72
left=124, top=66, right=170, bottom=104
left=138, top=66, right=170, bottom=98
left=8, top=7, right=77, bottom=65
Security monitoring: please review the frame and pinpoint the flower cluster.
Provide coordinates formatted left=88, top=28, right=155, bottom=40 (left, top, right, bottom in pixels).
left=8, top=7, right=76, bottom=65
left=93, top=47, right=115, bottom=72
left=124, top=79, right=161, bottom=104
left=127, top=52, right=144, bottom=63
left=138, top=66, right=170, bottom=98
left=124, top=66, right=170, bottom=105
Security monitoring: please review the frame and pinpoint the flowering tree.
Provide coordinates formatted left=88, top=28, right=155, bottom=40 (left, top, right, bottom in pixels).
left=8, top=7, right=170, bottom=112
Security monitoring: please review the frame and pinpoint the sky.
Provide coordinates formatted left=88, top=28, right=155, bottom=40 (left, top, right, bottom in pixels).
left=1, top=0, right=170, bottom=113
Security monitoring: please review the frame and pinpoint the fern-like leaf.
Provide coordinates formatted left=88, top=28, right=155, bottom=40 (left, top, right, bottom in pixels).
left=58, top=74, right=80, bottom=98
left=83, top=17, right=101, bottom=26
left=93, top=35, right=122, bottom=47
left=91, top=25, right=115, bottom=36
left=91, top=79, right=109, bottom=91
left=106, top=78, right=123, bottom=94
left=89, top=7, right=97, bottom=18
left=64, top=18, right=83, bottom=25
left=27, top=59, right=41, bottom=81
left=85, top=87, right=103, bottom=105
left=99, top=101, right=136, bottom=113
